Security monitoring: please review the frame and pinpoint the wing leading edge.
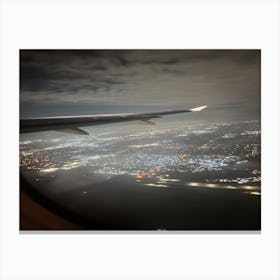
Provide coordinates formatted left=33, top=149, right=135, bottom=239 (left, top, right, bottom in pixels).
left=20, top=105, right=207, bottom=135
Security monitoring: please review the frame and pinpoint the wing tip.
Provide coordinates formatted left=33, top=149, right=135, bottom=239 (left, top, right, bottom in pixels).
left=190, top=105, right=207, bottom=112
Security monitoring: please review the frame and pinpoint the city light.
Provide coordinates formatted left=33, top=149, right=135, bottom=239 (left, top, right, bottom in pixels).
left=20, top=120, right=261, bottom=197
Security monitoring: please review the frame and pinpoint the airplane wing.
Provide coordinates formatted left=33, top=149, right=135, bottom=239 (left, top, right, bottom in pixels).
left=20, top=105, right=207, bottom=135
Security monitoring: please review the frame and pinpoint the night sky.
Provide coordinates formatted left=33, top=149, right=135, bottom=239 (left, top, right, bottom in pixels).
left=20, top=50, right=260, bottom=123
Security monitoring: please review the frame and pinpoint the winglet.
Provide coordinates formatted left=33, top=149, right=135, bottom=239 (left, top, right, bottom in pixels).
left=189, top=105, right=207, bottom=112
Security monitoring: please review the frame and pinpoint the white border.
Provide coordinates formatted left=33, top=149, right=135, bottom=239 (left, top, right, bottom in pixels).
left=1, top=1, right=279, bottom=279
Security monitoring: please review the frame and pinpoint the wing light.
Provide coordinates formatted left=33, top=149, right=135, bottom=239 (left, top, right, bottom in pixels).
left=189, top=105, right=207, bottom=112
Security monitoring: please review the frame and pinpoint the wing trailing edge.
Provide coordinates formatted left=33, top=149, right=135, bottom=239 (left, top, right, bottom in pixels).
left=55, top=127, right=89, bottom=135
left=128, top=120, right=156, bottom=125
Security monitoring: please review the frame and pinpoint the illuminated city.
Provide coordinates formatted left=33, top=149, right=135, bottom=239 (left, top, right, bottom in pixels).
left=20, top=120, right=261, bottom=196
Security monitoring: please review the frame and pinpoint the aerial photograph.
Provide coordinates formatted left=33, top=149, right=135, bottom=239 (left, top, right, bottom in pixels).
left=20, top=50, right=261, bottom=230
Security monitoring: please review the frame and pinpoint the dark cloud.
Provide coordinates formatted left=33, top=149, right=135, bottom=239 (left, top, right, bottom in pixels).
left=20, top=50, right=260, bottom=122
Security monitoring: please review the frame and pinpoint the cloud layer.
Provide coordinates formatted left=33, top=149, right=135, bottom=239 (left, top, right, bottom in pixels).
left=20, top=50, right=260, bottom=121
